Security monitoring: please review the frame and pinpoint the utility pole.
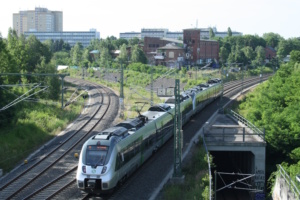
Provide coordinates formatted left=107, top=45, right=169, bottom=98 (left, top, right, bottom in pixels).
left=120, top=61, right=124, bottom=118
left=260, top=64, right=262, bottom=83
left=173, top=79, right=182, bottom=177
left=150, top=59, right=154, bottom=106
left=82, top=67, right=84, bottom=79
left=196, top=47, right=200, bottom=80
left=241, top=65, right=244, bottom=92
left=219, top=68, right=225, bottom=112
left=215, top=171, right=217, bottom=200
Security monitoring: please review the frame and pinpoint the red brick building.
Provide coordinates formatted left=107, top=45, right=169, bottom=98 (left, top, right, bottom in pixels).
left=143, top=29, right=219, bottom=67
left=155, top=43, right=184, bottom=67
left=183, top=29, right=219, bottom=65
left=265, top=46, right=277, bottom=61
left=143, top=37, right=169, bottom=61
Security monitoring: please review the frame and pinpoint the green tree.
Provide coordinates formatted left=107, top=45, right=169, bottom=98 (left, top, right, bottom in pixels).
left=238, top=60, right=300, bottom=164
left=255, top=46, right=266, bottom=65
left=129, top=37, right=140, bottom=46
left=51, top=51, right=71, bottom=66
left=277, top=38, right=300, bottom=59
left=70, top=42, right=83, bottom=66
left=241, top=46, right=255, bottom=61
left=7, top=28, right=29, bottom=72
left=0, top=34, right=18, bottom=82
left=26, top=35, right=52, bottom=72
left=117, top=44, right=128, bottom=63
left=112, top=38, right=128, bottom=49
left=263, top=32, right=283, bottom=49
left=47, top=76, right=60, bottom=100
left=209, top=28, right=215, bottom=38
left=290, top=50, right=300, bottom=64
left=99, top=48, right=111, bottom=68
left=219, top=46, right=229, bottom=64
left=81, top=49, right=91, bottom=68
left=131, top=45, right=147, bottom=64
left=227, top=27, right=232, bottom=37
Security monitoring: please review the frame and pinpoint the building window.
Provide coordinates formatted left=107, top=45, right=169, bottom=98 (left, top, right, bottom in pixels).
left=169, top=52, right=174, bottom=58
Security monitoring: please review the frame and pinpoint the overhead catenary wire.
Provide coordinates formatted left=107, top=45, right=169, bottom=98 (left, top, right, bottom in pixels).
left=65, top=87, right=78, bottom=104
left=1, top=83, right=41, bottom=109
left=0, top=84, right=49, bottom=111
left=64, top=90, right=88, bottom=107
left=0, top=85, right=40, bottom=103
left=0, top=83, right=44, bottom=87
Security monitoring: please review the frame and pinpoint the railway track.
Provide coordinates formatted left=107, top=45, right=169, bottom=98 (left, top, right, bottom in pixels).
left=223, top=74, right=270, bottom=97
left=0, top=74, right=271, bottom=200
left=0, top=77, right=119, bottom=200
left=100, top=74, right=272, bottom=200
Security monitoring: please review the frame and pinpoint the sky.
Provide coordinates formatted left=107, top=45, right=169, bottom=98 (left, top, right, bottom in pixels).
left=1, top=0, right=299, bottom=39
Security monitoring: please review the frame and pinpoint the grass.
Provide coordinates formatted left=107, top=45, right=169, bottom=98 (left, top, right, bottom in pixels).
left=68, top=67, right=222, bottom=120
left=0, top=85, right=85, bottom=173
left=162, top=142, right=213, bottom=200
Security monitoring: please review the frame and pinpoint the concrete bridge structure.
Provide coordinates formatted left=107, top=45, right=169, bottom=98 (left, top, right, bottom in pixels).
left=203, top=110, right=266, bottom=198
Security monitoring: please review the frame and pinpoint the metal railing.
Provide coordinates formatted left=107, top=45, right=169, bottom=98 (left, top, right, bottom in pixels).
left=229, top=110, right=265, bottom=140
left=203, top=127, right=265, bottom=143
left=277, top=164, right=300, bottom=199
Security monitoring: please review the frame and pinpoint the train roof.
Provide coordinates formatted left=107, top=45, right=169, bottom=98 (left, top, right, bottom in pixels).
left=115, top=118, right=143, bottom=129
left=165, top=93, right=189, bottom=104
left=148, top=103, right=171, bottom=112
left=142, top=103, right=171, bottom=122
left=93, top=126, right=128, bottom=141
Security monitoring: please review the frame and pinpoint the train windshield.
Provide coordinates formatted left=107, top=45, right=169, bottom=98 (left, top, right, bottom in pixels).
left=86, top=145, right=108, bottom=166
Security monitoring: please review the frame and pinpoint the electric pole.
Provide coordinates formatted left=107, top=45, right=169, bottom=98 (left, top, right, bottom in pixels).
left=173, top=79, right=182, bottom=177
left=120, top=61, right=124, bottom=118
left=151, top=62, right=153, bottom=106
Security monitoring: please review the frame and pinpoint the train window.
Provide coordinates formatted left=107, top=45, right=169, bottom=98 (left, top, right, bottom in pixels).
left=86, top=145, right=108, bottom=167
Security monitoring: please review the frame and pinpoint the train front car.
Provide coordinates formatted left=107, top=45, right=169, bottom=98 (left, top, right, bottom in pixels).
left=76, top=127, right=128, bottom=194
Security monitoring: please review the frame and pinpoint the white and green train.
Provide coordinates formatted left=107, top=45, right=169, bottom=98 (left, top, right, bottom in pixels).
left=76, top=79, right=222, bottom=194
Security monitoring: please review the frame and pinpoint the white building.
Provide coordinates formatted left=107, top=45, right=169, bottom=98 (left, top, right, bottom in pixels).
left=120, top=27, right=242, bottom=40
left=24, top=29, right=100, bottom=48
left=119, top=32, right=141, bottom=40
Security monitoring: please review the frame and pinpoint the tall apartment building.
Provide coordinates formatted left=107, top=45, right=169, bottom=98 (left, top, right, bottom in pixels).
left=13, top=7, right=62, bottom=36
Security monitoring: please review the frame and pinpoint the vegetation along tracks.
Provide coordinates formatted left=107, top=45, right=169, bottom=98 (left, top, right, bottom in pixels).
left=0, top=77, right=118, bottom=200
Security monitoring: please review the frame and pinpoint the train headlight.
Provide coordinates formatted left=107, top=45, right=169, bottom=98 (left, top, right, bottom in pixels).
left=82, top=166, right=86, bottom=173
left=101, top=166, right=107, bottom=174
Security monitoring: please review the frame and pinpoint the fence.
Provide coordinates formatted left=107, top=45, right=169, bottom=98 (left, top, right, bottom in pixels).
left=203, top=127, right=265, bottom=143
left=229, top=110, right=265, bottom=140
left=277, top=164, right=300, bottom=199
